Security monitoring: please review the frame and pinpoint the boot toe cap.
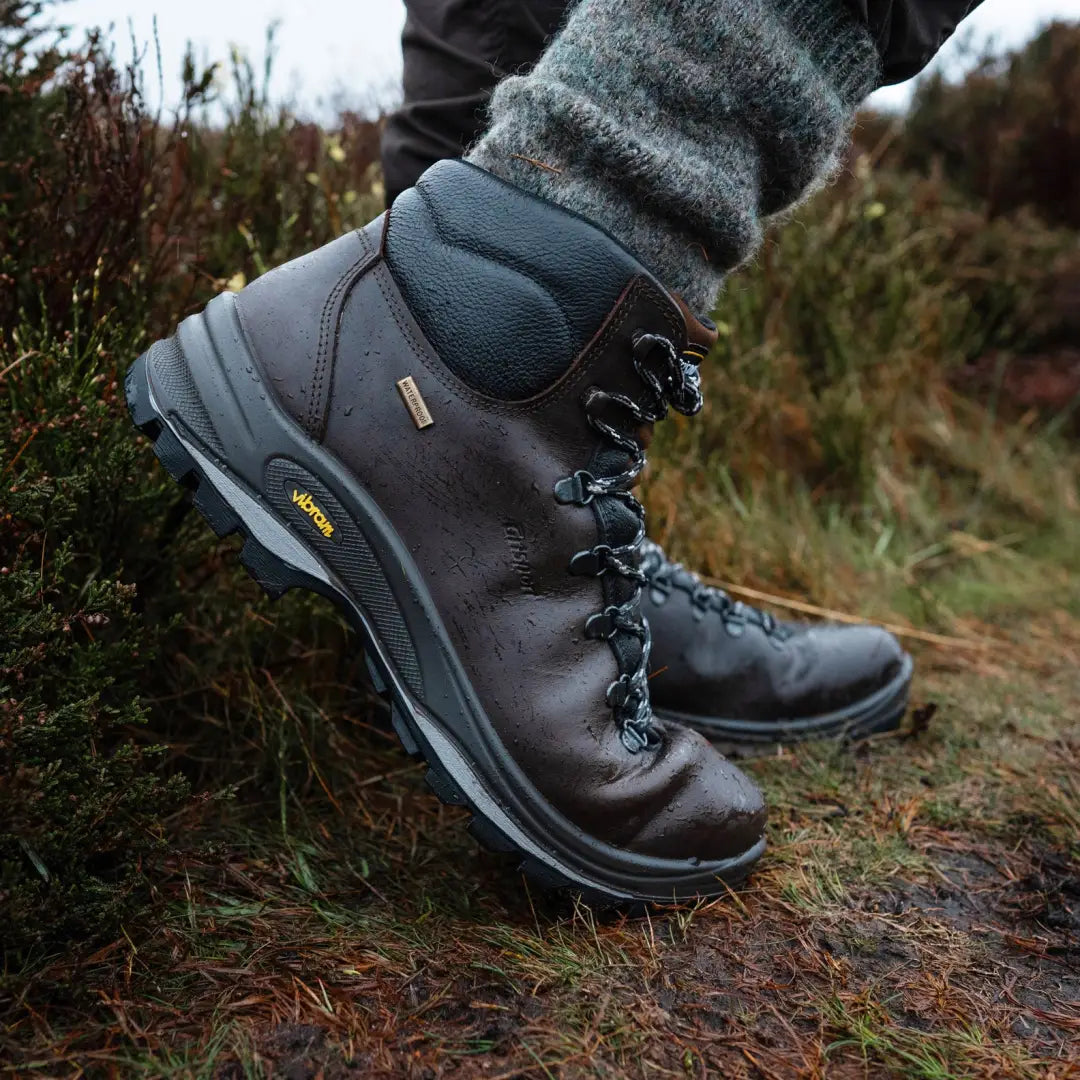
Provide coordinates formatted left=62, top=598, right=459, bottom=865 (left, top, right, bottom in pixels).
left=784, top=624, right=908, bottom=716
left=623, top=725, right=767, bottom=863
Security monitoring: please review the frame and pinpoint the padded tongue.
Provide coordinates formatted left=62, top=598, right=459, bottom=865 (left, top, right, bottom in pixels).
left=384, top=159, right=682, bottom=401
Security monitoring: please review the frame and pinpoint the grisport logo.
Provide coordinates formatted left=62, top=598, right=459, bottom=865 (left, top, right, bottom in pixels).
left=290, top=489, right=336, bottom=540
left=504, top=524, right=537, bottom=596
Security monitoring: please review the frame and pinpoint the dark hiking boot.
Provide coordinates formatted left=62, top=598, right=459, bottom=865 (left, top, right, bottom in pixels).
left=640, top=542, right=913, bottom=753
left=125, top=160, right=766, bottom=904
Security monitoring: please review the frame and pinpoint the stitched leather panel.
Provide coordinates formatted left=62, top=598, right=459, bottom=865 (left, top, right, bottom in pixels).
left=234, top=225, right=380, bottom=439
left=383, top=160, right=651, bottom=401
left=319, top=263, right=749, bottom=855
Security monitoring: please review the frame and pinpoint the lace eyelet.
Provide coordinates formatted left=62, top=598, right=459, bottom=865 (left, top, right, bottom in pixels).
left=569, top=546, right=610, bottom=576
left=631, top=331, right=663, bottom=361
left=606, top=675, right=631, bottom=709
left=554, top=470, right=596, bottom=506
left=585, top=606, right=622, bottom=641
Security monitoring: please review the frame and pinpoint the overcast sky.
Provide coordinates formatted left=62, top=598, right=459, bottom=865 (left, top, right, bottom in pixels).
left=61, top=0, right=1080, bottom=115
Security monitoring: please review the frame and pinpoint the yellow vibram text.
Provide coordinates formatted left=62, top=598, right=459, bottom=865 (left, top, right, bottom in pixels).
left=291, top=490, right=335, bottom=539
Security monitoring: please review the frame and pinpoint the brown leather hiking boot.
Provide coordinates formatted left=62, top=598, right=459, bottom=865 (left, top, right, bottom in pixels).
left=126, top=160, right=766, bottom=903
left=640, top=542, right=913, bottom=754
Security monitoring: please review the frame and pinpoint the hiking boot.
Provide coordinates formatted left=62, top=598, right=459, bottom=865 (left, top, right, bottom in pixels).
left=641, top=542, right=913, bottom=753
left=125, top=160, right=766, bottom=904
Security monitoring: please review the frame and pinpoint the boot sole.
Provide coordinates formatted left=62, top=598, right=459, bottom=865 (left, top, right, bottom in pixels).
left=654, top=653, right=914, bottom=758
left=125, top=292, right=765, bottom=906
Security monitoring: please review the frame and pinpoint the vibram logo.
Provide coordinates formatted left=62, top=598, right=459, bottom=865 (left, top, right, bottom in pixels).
left=290, top=490, right=336, bottom=539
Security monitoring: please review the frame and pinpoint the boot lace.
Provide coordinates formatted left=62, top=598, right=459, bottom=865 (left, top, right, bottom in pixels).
left=554, top=331, right=704, bottom=754
left=639, top=539, right=793, bottom=644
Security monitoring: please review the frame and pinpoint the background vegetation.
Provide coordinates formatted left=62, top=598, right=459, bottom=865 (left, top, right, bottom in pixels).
left=1, top=3, right=1077, bottom=1075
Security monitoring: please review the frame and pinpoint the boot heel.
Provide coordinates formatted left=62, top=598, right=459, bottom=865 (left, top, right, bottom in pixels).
left=124, top=342, right=337, bottom=607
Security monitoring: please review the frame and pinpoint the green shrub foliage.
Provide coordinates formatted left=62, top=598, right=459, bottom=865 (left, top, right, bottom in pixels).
left=900, top=21, right=1080, bottom=230
left=0, top=329, right=190, bottom=952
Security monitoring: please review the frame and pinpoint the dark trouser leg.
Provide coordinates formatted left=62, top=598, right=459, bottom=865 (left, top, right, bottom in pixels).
left=381, top=0, right=573, bottom=204
left=855, top=1, right=985, bottom=85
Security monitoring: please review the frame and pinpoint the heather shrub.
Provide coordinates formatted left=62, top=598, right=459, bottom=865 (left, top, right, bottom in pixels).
left=898, top=21, right=1080, bottom=229
left=0, top=321, right=191, bottom=956
left=0, top=2, right=380, bottom=965
left=0, top=3, right=384, bottom=343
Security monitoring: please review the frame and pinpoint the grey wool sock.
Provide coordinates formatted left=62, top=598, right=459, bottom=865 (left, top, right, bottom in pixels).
left=466, top=0, right=881, bottom=312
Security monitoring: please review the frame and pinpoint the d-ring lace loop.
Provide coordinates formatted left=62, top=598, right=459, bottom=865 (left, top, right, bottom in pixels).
left=556, top=331, right=705, bottom=753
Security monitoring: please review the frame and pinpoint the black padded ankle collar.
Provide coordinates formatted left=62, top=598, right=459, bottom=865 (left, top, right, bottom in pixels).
left=384, top=160, right=660, bottom=401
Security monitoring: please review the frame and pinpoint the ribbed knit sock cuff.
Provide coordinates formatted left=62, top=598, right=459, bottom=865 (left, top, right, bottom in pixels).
left=466, top=0, right=880, bottom=312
